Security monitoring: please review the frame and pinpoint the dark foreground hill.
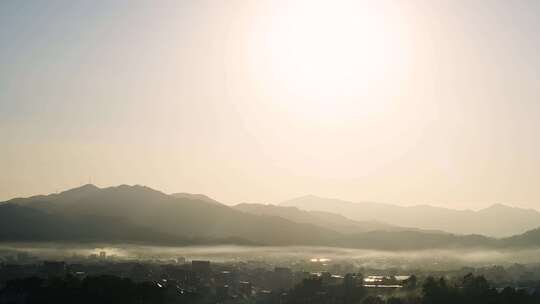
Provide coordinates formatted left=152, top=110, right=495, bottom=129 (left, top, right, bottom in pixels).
left=0, top=203, right=187, bottom=244
left=1, top=185, right=540, bottom=250
left=2, top=185, right=338, bottom=246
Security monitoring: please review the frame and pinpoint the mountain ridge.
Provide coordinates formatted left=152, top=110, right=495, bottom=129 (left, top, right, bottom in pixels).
left=233, top=203, right=440, bottom=235
left=280, top=195, right=540, bottom=237
left=2, top=185, right=540, bottom=250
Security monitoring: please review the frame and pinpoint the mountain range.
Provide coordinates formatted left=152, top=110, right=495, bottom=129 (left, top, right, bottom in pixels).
left=281, top=195, right=540, bottom=237
left=233, top=203, right=430, bottom=234
left=1, top=185, right=540, bottom=250
left=2, top=185, right=337, bottom=246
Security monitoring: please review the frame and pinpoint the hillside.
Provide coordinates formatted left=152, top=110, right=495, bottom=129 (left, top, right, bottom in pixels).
left=234, top=203, right=412, bottom=234
left=0, top=203, right=184, bottom=244
left=3, top=185, right=340, bottom=246
left=281, top=195, right=540, bottom=237
left=170, top=193, right=222, bottom=205
left=2, top=185, right=540, bottom=250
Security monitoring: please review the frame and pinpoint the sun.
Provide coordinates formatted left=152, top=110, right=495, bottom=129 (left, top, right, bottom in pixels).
left=248, top=0, right=409, bottom=121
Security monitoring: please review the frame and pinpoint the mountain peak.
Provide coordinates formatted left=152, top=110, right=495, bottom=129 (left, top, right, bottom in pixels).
left=60, top=184, right=100, bottom=195
left=482, top=203, right=514, bottom=212
left=80, top=183, right=99, bottom=190
left=171, top=192, right=221, bottom=205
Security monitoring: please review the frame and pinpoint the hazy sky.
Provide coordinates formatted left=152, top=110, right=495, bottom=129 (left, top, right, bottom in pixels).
left=1, top=0, right=539, bottom=210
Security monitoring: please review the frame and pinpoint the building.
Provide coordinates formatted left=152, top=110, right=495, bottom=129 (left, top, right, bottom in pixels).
left=239, top=281, right=253, bottom=296
left=192, top=260, right=211, bottom=275
left=216, top=285, right=230, bottom=301
left=272, top=267, right=293, bottom=290
left=42, top=261, right=66, bottom=277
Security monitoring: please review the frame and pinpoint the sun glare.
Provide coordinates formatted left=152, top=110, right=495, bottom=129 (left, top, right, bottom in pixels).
left=253, top=1, right=409, bottom=120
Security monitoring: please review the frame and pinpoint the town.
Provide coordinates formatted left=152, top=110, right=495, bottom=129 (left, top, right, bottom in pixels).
left=2, top=250, right=540, bottom=303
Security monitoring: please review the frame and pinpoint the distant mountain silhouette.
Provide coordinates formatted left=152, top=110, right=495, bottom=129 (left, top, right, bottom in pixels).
left=281, top=195, right=540, bottom=237
left=8, top=184, right=100, bottom=209
left=2, top=185, right=339, bottom=246
left=2, top=185, right=540, bottom=250
left=170, top=192, right=222, bottom=205
left=502, top=228, right=540, bottom=248
left=234, top=203, right=423, bottom=234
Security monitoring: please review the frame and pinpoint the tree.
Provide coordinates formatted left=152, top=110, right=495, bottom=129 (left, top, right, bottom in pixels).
left=386, top=297, right=404, bottom=304
left=403, top=275, right=417, bottom=290
left=343, top=274, right=365, bottom=304
left=362, top=295, right=384, bottom=304
left=422, top=276, right=457, bottom=304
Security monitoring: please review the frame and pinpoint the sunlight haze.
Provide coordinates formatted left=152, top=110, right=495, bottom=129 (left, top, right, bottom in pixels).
left=1, top=0, right=539, bottom=210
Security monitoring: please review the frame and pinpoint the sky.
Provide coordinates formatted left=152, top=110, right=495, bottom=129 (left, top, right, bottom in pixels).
left=1, top=0, right=539, bottom=210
